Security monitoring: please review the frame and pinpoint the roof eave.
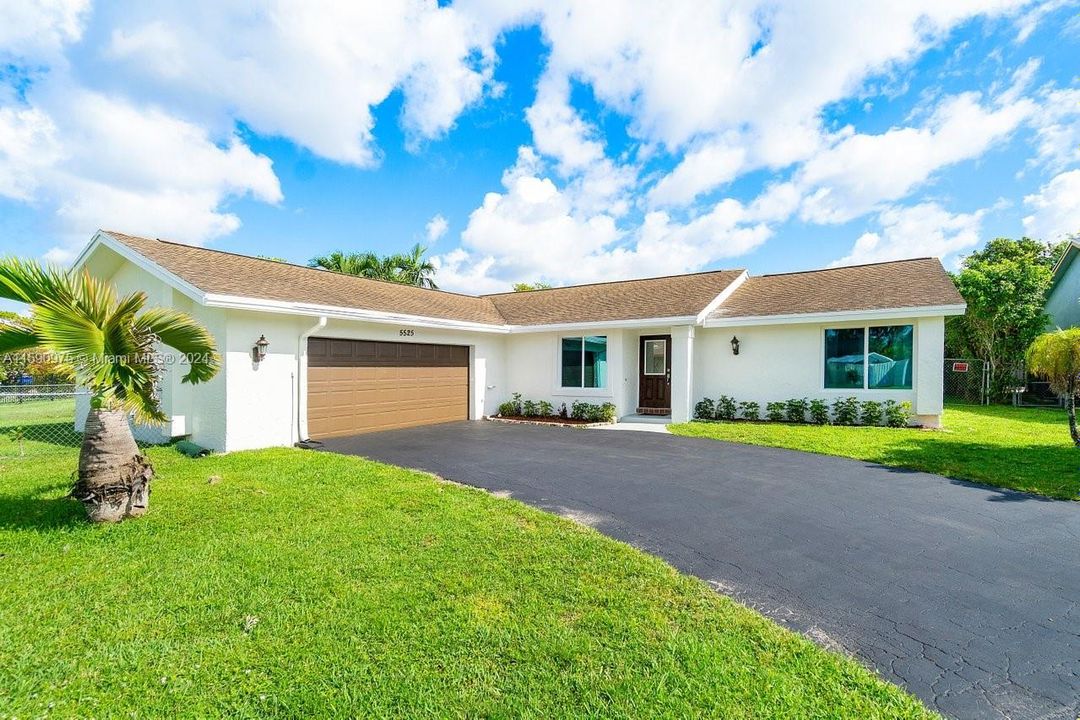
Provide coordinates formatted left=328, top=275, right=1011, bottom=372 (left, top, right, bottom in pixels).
left=703, top=303, right=968, bottom=328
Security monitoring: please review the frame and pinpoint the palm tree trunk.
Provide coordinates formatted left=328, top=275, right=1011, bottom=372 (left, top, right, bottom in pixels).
left=1069, top=390, right=1080, bottom=448
left=73, top=409, right=153, bottom=523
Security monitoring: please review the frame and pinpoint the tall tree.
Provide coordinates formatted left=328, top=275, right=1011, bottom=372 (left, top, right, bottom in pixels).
left=1026, top=328, right=1080, bottom=446
left=389, top=244, right=438, bottom=289
left=0, top=259, right=220, bottom=523
left=946, top=237, right=1058, bottom=400
left=512, top=281, right=553, bottom=292
left=309, top=245, right=437, bottom=288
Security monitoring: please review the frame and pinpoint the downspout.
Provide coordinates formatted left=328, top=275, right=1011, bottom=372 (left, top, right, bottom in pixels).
left=296, top=315, right=328, bottom=443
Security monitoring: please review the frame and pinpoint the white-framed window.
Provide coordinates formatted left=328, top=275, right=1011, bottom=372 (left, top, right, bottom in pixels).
left=561, top=335, right=608, bottom=388
left=824, top=325, right=914, bottom=390
left=643, top=338, right=667, bottom=375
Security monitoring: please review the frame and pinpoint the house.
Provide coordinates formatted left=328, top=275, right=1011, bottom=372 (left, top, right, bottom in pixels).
left=1046, top=240, right=1080, bottom=329
left=74, top=230, right=966, bottom=451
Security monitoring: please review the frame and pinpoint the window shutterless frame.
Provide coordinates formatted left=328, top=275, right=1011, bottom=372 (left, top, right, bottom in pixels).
left=560, top=335, right=608, bottom=389
left=822, top=324, right=914, bottom=391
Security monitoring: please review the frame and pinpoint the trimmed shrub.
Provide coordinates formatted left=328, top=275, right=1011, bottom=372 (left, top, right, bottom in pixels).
left=716, top=395, right=737, bottom=421
left=808, top=399, right=830, bottom=425
left=538, top=400, right=554, bottom=417
left=765, top=401, right=786, bottom=422
left=570, top=401, right=617, bottom=423
left=860, top=400, right=883, bottom=426
left=739, top=400, right=760, bottom=421
left=883, top=400, right=911, bottom=428
left=694, top=397, right=716, bottom=420
left=785, top=397, right=809, bottom=423
left=497, top=401, right=517, bottom=417
left=521, top=399, right=539, bottom=417
left=832, top=396, right=860, bottom=426
left=599, top=402, right=617, bottom=423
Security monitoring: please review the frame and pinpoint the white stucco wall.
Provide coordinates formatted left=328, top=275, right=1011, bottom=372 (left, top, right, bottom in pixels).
left=693, top=315, right=946, bottom=426
left=1046, top=256, right=1080, bottom=329
left=221, top=313, right=509, bottom=452
left=502, top=330, right=635, bottom=416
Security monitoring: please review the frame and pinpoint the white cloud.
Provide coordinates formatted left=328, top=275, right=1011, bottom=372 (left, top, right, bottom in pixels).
left=797, top=90, right=1033, bottom=224
left=103, top=0, right=499, bottom=166
left=648, top=137, right=747, bottom=207
left=833, top=203, right=985, bottom=267
left=433, top=146, right=770, bottom=292
left=425, top=213, right=448, bottom=242
left=1030, top=86, right=1080, bottom=170
left=0, top=106, right=63, bottom=200
left=0, top=87, right=281, bottom=261
left=1022, top=169, right=1080, bottom=241
left=0, top=0, right=89, bottom=59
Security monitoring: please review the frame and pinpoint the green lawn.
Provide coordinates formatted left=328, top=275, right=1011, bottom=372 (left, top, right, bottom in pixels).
left=670, top=403, right=1079, bottom=500
left=0, top=446, right=933, bottom=718
left=0, top=397, right=82, bottom=457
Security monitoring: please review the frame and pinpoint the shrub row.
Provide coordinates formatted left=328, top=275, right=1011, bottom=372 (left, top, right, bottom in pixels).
left=694, top=395, right=911, bottom=427
left=497, top=393, right=617, bottom=423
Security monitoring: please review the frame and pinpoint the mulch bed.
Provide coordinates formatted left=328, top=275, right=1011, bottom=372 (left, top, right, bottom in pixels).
left=487, top=415, right=612, bottom=428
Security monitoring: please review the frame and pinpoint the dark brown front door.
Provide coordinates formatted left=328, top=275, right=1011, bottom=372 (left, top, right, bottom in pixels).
left=638, top=335, right=672, bottom=413
left=307, top=338, right=469, bottom=438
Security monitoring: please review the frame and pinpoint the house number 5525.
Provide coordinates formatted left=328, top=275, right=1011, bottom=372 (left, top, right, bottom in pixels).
left=399, top=329, right=415, bottom=337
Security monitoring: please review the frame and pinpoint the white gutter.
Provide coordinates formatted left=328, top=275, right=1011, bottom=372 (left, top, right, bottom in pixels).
left=296, top=315, right=328, bottom=442
left=703, top=303, right=968, bottom=327
left=504, top=315, right=698, bottom=333
left=203, top=293, right=511, bottom=334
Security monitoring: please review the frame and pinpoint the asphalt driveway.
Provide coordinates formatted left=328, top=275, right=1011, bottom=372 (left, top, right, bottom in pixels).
left=319, top=421, right=1080, bottom=720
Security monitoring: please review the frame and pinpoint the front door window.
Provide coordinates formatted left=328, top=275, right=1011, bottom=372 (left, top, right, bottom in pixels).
left=643, top=339, right=667, bottom=375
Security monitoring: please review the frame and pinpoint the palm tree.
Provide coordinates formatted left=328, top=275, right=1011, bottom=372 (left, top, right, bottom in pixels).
left=1026, top=328, right=1080, bottom=447
left=309, top=250, right=394, bottom=280
left=0, top=259, right=220, bottom=522
left=309, top=245, right=438, bottom=289
left=390, top=244, right=438, bottom=289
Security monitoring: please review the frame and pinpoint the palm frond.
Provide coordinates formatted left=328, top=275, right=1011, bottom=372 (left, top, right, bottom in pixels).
left=0, top=257, right=77, bottom=305
left=135, top=307, right=221, bottom=384
left=0, top=324, right=42, bottom=354
left=32, top=299, right=106, bottom=373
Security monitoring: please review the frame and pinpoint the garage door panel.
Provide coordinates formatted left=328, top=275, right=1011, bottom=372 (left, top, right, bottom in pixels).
left=308, top=338, right=470, bottom=438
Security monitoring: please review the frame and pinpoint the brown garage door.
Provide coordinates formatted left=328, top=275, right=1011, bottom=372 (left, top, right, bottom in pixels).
left=307, top=338, right=469, bottom=438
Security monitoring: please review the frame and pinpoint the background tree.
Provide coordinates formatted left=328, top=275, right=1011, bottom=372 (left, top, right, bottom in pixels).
left=946, top=237, right=1061, bottom=400
left=309, top=245, right=437, bottom=288
left=1026, top=328, right=1080, bottom=446
left=1, top=310, right=73, bottom=383
left=0, top=259, right=220, bottom=523
left=389, top=243, right=438, bottom=289
left=513, top=281, right=553, bottom=292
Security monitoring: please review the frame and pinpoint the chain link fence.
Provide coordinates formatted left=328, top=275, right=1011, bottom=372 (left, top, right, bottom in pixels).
left=943, top=358, right=989, bottom=405
left=0, top=384, right=87, bottom=460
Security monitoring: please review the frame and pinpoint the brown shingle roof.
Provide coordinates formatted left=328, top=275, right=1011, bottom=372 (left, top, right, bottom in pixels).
left=100, top=232, right=962, bottom=328
left=104, top=231, right=507, bottom=325
left=102, top=231, right=745, bottom=327
left=708, top=257, right=964, bottom=320
left=484, top=270, right=746, bottom=325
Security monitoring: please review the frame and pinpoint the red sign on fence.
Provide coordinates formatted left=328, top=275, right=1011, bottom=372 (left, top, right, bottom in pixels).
left=952, top=362, right=969, bottom=372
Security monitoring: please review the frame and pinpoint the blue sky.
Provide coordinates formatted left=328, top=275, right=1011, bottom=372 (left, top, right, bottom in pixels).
left=1, top=0, right=1079, bottom=304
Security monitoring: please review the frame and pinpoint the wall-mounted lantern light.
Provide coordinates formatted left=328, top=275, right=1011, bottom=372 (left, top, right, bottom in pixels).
left=730, top=335, right=740, bottom=356
left=253, top=334, right=270, bottom=363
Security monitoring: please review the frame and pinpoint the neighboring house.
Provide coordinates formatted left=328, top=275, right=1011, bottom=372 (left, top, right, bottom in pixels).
left=74, top=230, right=965, bottom=451
left=1046, top=240, right=1080, bottom=329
